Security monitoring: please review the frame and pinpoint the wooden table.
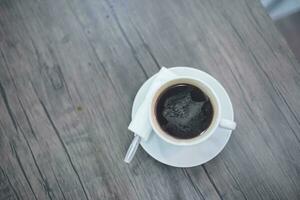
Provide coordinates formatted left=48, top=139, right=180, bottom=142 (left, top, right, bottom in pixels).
left=0, top=0, right=299, bottom=199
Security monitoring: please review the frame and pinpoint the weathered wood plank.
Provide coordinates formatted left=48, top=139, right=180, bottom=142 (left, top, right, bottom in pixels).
left=0, top=0, right=299, bottom=199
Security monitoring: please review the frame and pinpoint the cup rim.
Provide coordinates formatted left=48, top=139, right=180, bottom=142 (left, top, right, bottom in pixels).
left=149, top=76, right=221, bottom=146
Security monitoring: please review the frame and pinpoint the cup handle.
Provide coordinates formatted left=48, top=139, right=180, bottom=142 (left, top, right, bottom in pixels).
left=219, top=119, right=236, bottom=130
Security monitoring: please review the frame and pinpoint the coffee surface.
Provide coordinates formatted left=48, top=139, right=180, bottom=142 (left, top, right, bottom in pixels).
left=156, top=84, right=213, bottom=139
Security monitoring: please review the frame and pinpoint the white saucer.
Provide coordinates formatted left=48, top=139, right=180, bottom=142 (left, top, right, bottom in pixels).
left=132, top=67, right=234, bottom=167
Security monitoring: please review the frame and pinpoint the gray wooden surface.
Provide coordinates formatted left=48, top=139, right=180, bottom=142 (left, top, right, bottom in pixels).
left=0, top=0, right=299, bottom=199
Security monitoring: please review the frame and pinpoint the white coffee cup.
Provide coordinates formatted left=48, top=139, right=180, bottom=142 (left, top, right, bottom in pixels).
left=149, top=76, right=236, bottom=146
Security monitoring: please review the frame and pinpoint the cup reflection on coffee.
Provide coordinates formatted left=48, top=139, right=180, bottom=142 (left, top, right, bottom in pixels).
left=155, top=83, right=213, bottom=139
left=150, top=77, right=236, bottom=146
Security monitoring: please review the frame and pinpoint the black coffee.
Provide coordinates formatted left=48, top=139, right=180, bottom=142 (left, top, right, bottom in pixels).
left=155, top=84, right=213, bottom=139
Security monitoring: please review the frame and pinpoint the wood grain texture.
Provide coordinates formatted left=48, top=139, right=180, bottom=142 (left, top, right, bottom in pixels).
left=0, top=0, right=299, bottom=199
